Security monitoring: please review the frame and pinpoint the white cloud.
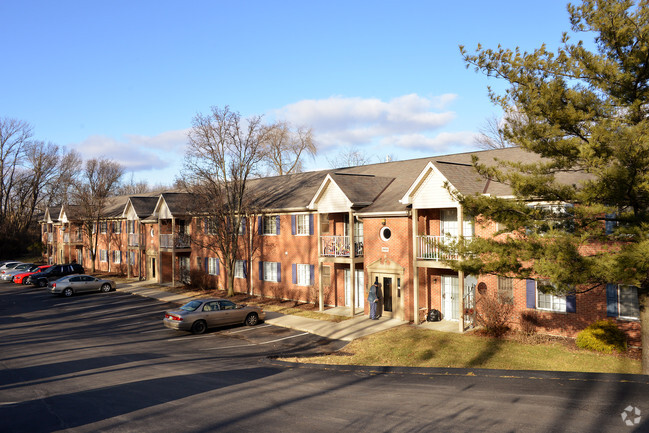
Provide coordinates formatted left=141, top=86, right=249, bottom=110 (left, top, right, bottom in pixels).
left=274, top=93, right=458, bottom=149
left=381, top=131, right=478, bottom=153
left=70, top=128, right=189, bottom=172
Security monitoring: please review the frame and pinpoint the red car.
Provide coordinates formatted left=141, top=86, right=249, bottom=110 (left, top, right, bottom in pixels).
left=14, top=265, right=51, bottom=285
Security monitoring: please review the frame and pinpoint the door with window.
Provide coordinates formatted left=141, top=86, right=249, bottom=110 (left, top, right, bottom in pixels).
left=442, top=275, right=459, bottom=320
left=344, top=269, right=364, bottom=309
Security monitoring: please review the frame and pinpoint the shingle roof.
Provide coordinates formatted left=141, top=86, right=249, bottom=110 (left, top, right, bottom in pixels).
left=129, top=196, right=160, bottom=218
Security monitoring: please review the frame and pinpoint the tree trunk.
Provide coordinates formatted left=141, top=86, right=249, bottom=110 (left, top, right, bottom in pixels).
left=639, top=288, right=649, bottom=375
left=227, top=271, right=235, bottom=297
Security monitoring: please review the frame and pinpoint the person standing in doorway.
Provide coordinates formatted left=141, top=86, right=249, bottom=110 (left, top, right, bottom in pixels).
left=368, top=281, right=379, bottom=319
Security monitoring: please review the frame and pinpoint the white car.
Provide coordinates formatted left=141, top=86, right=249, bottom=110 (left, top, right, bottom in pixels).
left=0, top=263, right=34, bottom=281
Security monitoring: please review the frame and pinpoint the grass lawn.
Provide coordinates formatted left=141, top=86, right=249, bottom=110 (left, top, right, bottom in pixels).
left=282, top=325, right=642, bottom=374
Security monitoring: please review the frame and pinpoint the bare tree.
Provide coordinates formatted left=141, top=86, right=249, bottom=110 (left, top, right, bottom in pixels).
left=327, top=145, right=373, bottom=168
left=72, top=158, right=124, bottom=272
left=262, top=121, right=316, bottom=175
left=474, top=111, right=524, bottom=150
left=0, top=118, right=32, bottom=236
left=116, top=173, right=151, bottom=196
left=182, top=106, right=270, bottom=296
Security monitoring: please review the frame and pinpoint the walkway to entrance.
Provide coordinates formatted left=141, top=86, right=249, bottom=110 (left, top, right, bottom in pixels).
left=416, top=320, right=463, bottom=333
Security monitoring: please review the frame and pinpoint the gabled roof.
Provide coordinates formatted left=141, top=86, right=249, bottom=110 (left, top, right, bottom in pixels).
left=126, top=196, right=160, bottom=219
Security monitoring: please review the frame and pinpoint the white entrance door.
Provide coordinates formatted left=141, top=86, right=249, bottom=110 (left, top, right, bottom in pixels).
left=345, top=269, right=364, bottom=309
left=441, top=275, right=459, bottom=320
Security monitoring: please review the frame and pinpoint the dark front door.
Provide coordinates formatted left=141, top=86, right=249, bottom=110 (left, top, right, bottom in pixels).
left=383, top=277, right=393, bottom=312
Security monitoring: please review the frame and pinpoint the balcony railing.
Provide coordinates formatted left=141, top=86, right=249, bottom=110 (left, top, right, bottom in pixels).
left=128, top=233, right=144, bottom=247
left=321, top=235, right=364, bottom=257
left=417, top=235, right=460, bottom=261
left=47, top=233, right=53, bottom=243
left=160, top=233, right=191, bottom=249
left=63, top=232, right=83, bottom=243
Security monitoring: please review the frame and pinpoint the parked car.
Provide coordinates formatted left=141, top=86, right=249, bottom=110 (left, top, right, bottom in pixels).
left=26, top=263, right=85, bottom=287
left=163, top=298, right=265, bottom=334
left=13, top=265, right=52, bottom=285
left=0, top=262, right=24, bottom=272
left=49, top=275, right=116, bottom=297
left=1, top=263, right=39, bottom=281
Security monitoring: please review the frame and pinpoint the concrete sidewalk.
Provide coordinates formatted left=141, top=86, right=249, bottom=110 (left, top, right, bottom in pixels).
left=117, top=280, right=406, bottom=341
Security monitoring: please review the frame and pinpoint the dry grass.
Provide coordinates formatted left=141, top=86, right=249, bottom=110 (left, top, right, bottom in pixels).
left=282, top=326, right=642, bottom=374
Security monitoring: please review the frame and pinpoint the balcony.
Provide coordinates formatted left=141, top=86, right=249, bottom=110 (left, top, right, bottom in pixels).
left=128, top=233, right=145, bottom=248
left=417, top=235, right=459, bottom=261
left=321, top=235, right=363, bottom=258
left=63, top=232, right=83, bottom=244
left=47, top=233, right=53, bottom=243
left=160, top=233, right=191, bottom=249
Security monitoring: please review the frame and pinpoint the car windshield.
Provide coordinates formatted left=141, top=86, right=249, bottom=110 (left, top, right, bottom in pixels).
left=180, top=300, right=202, bottom=312
left=15, top=264, right=31, bottom=270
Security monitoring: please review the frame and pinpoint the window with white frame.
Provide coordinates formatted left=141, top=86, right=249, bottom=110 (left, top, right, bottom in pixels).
left=100, top=249, right=108, bottom=262
left=296, top=215, right=310, bottom=235
left=497, top=276, right=514, bottom=304
left=536, top=281, right=566, bottom=312
left=112, top=250, right=121, bottom=263
left=619, top=285, right=640, bottom=319
left=112, top=221, right=121, bottom=234
left=234, top=260, right=245, bottom=279
left=127, top=220, right=135, bottom=234
left=204, top=218, right=218, bottom=235
left=208, top=258, right=219, bottom=276
left=296, top=264, right=310, bottom=286
left=263, top=216, right=277, bottom=235
left=263, top=262, right=280, bottom=282
left=100, top=221, right=108, bottom=234
left=128, top=251, right=135, bottom=265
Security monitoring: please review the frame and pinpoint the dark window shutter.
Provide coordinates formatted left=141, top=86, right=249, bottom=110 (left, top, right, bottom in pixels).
left=605, top=213, right=616, bottom=235
left=243, top=260, right=248, bottom=278
left=526, top=279, right=536, bottom=309
left=292, top=264, right=297, bottom=284
left=241, top=217, right=246, bottom=235
left=205, top=257, right=208, bottom=274
left=606, top=283, right=618, bottom=317
left=310, top=265, right=315, bottom=286
left=259, top=261, right=264, bottom=281
left=258, top=216, right=263, bottom=235
left=277, top=262, right=281, bottom=282
left=216, top=258, right=220, bottom=275
left=309, top=214, right=314, bottom=235
left=566, top=292, right=576, bottom=313
left=276, top=216, right=281, bottom=235
left=291, top=215, right=296, bottom=235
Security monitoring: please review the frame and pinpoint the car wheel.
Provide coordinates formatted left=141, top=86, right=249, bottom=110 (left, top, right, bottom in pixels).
left=22, top=279, right=29, bottom=285
left=62, top=288, right=73, bottom=297
left=38, top=279, right=47, bottom=288
left=100, top=283, right=111, bottom=293
left=191, top=320, right=207, bottom=335
left=245, top=313, right=259, bottom=326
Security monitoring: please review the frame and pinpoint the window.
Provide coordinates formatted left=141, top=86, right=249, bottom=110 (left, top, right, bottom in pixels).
left=127, top=220, right=136, bottom=234
left=204, top=218, right=218, bottom=235
left=528, top=203, right=574, bottom=234
left=238, top=217, right=246, bottom=236
left=128, top=251, right=135, bottom=265
left=208, top=258, right=219, bottom=276
left=497, top=276, right=514, bottom=304
left=320, top=214, right=330, bottom=233
left=380, top=226, right=392, bottom=241
left=322, top=266, right=331, bottom=286
left=536, top=281, right=566, bottom=312
left=112, top=250, right=121, bottom=263
left=619, top=285, right=640, bottom=319
left=263, top=216, right=278, bottom=235
left=219, top=300, right=237, bottom=310
left=295, top=214, right=310, bottom=235
left=234, top=260, right=245, bottom=279
left=100, top=250, right=108, bottom=262
left=262, top=262, right=280, bottom=282
left=296, top=264, right=311, bottom=286
left=112, top=221, right=121, bottom=234
left=100, top=221, right=108, bottom=234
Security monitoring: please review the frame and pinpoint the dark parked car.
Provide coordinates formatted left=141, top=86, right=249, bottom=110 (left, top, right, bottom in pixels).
left=27, top=263, right=85, bottom=287
left=163, top=298, right=265, bottom=334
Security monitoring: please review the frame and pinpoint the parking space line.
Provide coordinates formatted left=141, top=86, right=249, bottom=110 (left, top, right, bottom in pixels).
left=226, top=324, right=272, bottom=334
left=140, top=329, right=170, bottom=334
left=200, top=332, right=309, bottom=351
left=166, top=334, right=216, bottom=342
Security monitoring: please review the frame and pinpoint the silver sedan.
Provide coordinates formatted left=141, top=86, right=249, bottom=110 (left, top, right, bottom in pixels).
left=163, top=298, right=265, bottom=334
left=49, top=275, right=116, bottom=297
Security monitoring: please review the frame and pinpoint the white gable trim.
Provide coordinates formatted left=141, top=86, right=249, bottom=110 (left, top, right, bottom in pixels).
left=400, top=162, right=459, bottom=209
left=123, top=200, right=139, bottom=220
left=307, top=174, right=353, bottom=212
left=152, top=195, right=173, bottom=219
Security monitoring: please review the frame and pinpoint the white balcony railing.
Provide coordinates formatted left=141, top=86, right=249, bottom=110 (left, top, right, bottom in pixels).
left=47, top=233, right=53, bottom=243
left=417, top=235, right=462, bottom=261
left=64, top=232, right=83, bottom=243
left=128, top=233, right=144, bottom=247
left=160, top=233, right=191, bottom=249
left=321, top=236, right=364, bottom=257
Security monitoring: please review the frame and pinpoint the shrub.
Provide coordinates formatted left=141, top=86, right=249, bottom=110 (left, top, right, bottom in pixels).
left=576, top=319, right=627, bottom=354
left=520, top=311, right=540, bottom=336
left=475, top=292, right=514, bottom=337
left=186, top=269, right=212, bottom=291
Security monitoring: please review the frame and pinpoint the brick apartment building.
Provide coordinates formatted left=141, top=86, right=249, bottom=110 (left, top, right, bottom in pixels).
left=40, top=147, right=642, bottom=346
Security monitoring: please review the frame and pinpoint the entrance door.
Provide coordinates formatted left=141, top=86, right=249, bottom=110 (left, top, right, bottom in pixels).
left=383, top=277, right=393, bottom=312
left=179, top=256, right=190, bottom=284
left=150, top=257, right=156, bottom=279
left=441, top=275, right=459, bottom=320
left=344, top=269, right=364, bottom=309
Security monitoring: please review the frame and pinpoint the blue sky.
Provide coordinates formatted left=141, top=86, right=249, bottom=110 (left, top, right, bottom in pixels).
left=1, top=0, right=573, bottom=185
